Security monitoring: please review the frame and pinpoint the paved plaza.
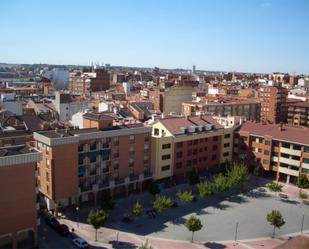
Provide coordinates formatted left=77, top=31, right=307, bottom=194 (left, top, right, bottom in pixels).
left=39, top=177, right=309, bottom=249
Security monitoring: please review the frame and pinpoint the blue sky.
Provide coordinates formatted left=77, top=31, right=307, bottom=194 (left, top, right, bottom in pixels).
left=1, top=0, right=308, bottom=74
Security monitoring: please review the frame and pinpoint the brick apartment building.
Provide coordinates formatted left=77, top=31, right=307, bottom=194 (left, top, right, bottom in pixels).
left=69, top=67, right=110, bottom=96
left=182, top=99, right=261, bottom=121
left=0, top=145, right=41, bottom=249
left=287, top=101, right=309, bottom=127
left=33, top=113, right=152, bottom=213
left=151, top=115, right=234, bottom=182
left=258, top=85, right=288, bottom=124
left=234, top=121, right=309, bottom=184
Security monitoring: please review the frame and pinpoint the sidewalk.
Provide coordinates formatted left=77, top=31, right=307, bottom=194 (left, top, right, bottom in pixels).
left=59, top=217, right=309, bottom=249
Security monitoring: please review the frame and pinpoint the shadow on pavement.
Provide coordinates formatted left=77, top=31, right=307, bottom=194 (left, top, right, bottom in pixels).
left=204, top=241, right=227, bottom=248
left=108, top=240, right=137, bottom=249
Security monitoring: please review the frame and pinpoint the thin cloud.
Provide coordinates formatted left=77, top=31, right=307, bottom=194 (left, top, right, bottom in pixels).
left=261, top=2, right=272, bottom=8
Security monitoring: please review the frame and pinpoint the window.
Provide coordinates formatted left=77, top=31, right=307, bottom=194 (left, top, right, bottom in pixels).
left=265, top=141, right=271, bottom=146
left=224, top=143, right=230, bottom=148
left=162, top=154, right=171, bottom=160
left=258, top=148, right=262, bottom=153
left=129, top=135, right=135, bottom=144
left=193, top=140, right=198, bottom=145
left=203, top=157, right=207, bottom=161
left=303, top=158, right=309, bottom=164
left=162, top=143, right=171, bottom=149
left=212, top=145, right=218, bottom=151
left=282, top=143, right=290, bottom=148
left=293, top=144, right=301, bottom=150
left=176, top=142, right=183, bottom=148
left=273, top=152, right=279, bottom=157
left=212, top=154, right=217, bottom=160
left=113, top=137, right=119, bottom=146
left=193, top=149, right=198, bottom=155
left=46, top=159, right=50, bottom=168
left=213, top=136, right=218, bottom=141
left=281, top=153, right=289, bottom=159
left=204, top=147, right=208, bottom=152
left=161, top=165, right=170, bottom=171
left=187, top=141, right=193, bottom=146
left=186, top=160, right=192, bottom=167
left=193, top=159, right=197, bottom=165
left=292, top=155, right=300, bottom=161
left=223, top=152, right=229, bottom=157
left=187, top=150, right=192, bottom=156
left=144, top=133, right=150, bottom=142
left=304, top=147, right=309, bottom=153
left=273, top=141, right=279, bottom=147
left=154, top=128, right=159, bottom=136
left=176, top=162, right=182, bottom=169
left=224, top=134, right=230, bottom=139
left=302, top=168, right=309, bottom=174
left=176, top=152, right=183, bottom=158
left=263, top=160, right=269, bottom=165
left=46, top=172, right=50, bottom=182
left=264, top=150, right=270, bottom=156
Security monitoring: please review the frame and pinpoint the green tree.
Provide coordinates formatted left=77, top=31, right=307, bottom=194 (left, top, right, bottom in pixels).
left=214, top=174, right=230, bottom=192
left=149, top=181, right=160, bottom=196
left=299, top=189, right=308, bottom=200
left=139, top=240, right=153, bottom=249
left=266, top=210, right=285, bottom=238
left=185, top=215, right=203, bottom=242
left=188, top=169, right=200, bottom=185
left=296, top=174, right=309, bottom=189
left=226, top=162, right=250, bottom=190
left=153, top=195, right=173, bottom=212
left=176, top=191, right=195, bottom=203
left=130, top=201, right=143, bottom=216
left=87, top=209, right=108, bottom=241
left=197, top=180, right=213, bottom=197
left=266, top=182, right=283, bottom=198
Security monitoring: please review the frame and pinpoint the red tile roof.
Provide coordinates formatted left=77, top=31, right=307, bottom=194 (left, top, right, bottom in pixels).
left=239, top=121, right=309, bottom=145
left=158, top=115, right=223, bottom=135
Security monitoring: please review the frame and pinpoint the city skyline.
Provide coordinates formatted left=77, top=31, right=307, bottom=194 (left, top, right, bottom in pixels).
left=1, top=0, right=309, bottom=74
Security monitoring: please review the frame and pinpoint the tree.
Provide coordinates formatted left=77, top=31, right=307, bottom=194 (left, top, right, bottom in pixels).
left=148, top=181, right=160, bottom=196
left=266, top=210, right=285, bottom=238
left=188, top=169, right=200, bottom=185
left=153, top=195, right=173, bottom=212
left=266, top=182, right=283, bottom=198
left=130, top=201, right=143, bottom=217
left=185, top=215, right=203, bottom=242
left=253, top=166, right=262, bottom=186
left=196, top=180, right=213, bottom=197
left=87, top=209, right=108, bottom=241
left=226, top=162, right=250, bottom=190
left=296, top=174, right=309, bottom=189
left=139, top=240, right=153, bottom=249
left=176, top=191, right=195, bottom=203
left=213, top=174, right=230, bottom=192
left=299, top=189, right=308, bottom=200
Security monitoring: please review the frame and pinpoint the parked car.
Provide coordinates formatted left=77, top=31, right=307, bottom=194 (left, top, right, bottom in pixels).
left=44, top=216, right=59, bottom=227
left=55, top=224, right=69, bottom=236
left=72, top=238, right=89, bottom=248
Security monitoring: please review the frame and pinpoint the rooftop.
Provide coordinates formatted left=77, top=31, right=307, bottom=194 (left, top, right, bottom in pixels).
left=158, top=115, right=223, bottom=135
left=0, top=144, right=37, bottom=157
left=289, top=101, right=309, bottom=108
left=239, top=121, right=309, bottom=145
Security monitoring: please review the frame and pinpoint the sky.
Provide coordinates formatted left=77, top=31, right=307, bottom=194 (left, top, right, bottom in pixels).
left=0, top=0, right=309, bottom=74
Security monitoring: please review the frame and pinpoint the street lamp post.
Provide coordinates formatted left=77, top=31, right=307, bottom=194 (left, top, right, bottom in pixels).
left=300, top=213, right=304, bottom=233
left=234, top=220, right=239, bottom=243
left=76, top=206, right=79, bottom=229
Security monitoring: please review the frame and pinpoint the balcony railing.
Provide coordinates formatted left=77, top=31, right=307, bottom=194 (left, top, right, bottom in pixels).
left=115, top=178, right=125, bottom=185
left=130, top=175, right=139, bottom=182
left=99, top=181, right=109, bottom=189
left=144, top=171, right=153, bottom=179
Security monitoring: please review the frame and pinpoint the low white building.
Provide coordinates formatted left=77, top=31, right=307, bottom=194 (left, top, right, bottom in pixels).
left=0, top=93, right=23, bottom=115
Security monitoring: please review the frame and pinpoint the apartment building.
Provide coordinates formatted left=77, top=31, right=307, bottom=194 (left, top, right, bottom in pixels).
left=182, top=99, right=261, bottom=121
left=258, top=85, right=288, bottom=124
left=234, top=121, right=309, bottom=184
left=149, top=86, right=193, bottom=114
left=34, top=113, right=152, bottom=213
left=151, top=115, right=231, bottom=182
left=69, top=67, right=110, bottom=96
left=0, top=145, right=41, bottom=249
left=287, top=101, right=309, bottom=127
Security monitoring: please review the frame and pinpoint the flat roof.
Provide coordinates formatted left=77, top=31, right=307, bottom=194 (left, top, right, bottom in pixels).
left=0, top=144, right=36, bottom=157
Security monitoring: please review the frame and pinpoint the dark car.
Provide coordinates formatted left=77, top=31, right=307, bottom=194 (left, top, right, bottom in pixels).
left=55, top=224, right=70, bottom=236
left=45, top=216, right=59, bottom=227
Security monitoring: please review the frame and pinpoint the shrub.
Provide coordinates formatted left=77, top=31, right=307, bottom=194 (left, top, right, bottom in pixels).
left=153, top=195, right=173, bottom=212
left=299, top=190, right=308, bottom=200
left=214, top=174, right=230, bottom=192
left=176, top=190, right=195, bottom=203
left=296, top=174, right=309, bottom=189
left=266, top=182, right=283, bottom=192
left=130, top=201, right=143, bottom=216
left=197, top=180, right=213, bottom=197
left=226, top=162, right=250, bottom=187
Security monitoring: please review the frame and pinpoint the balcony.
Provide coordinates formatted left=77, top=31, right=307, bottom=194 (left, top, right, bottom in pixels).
left=280, top=157, right=300, bottom=167
left=99, top=181, right=109, bottom=189
left=80, top=185, right=92, bottom=193
left=143, top=171, right=153, bottom=179
left=115, top=178, right=125, bottom=185
left=278, top=167, right=299, bottom=177
left=130, top=174, right=139, bottom=182
left=280, top=147, right=301, bottom=156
